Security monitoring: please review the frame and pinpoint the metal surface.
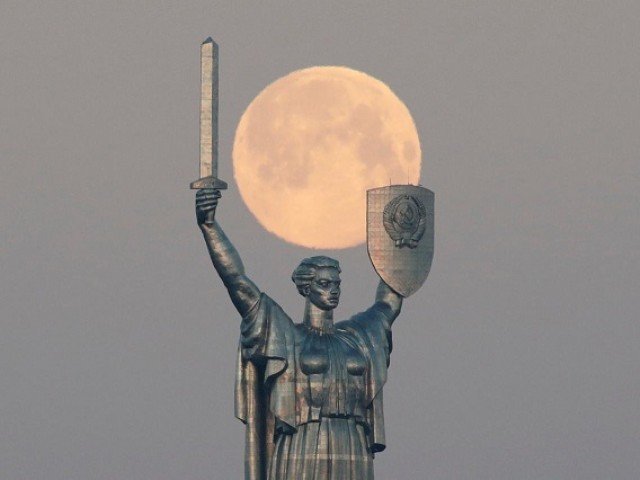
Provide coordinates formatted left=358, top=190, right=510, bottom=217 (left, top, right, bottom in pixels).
left=190, top=37, right=227, bottom=192
left=367, top=185, right=434, bottom=297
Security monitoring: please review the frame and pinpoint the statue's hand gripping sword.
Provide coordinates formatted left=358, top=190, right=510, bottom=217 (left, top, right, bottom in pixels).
left=190, top=38, right=227, bottom=222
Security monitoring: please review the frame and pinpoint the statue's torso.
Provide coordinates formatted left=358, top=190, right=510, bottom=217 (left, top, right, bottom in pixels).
left=294, top=324, right=369, bottom=423
left=237, top=294, right=392, bottom=480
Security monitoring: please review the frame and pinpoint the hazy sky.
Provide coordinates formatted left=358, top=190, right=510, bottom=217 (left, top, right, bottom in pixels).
left=1, top=2, right=639, bottom=479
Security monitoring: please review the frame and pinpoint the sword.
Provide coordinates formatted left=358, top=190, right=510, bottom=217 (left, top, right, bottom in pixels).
left=190, top=37, right=227, bottom=210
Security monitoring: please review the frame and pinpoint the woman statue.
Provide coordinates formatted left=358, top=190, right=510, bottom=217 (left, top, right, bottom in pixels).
left=196, top=188, right=403, bottom=480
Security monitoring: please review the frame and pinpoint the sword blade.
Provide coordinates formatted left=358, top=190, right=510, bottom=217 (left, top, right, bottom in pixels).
left=190, top=38, right=226, bottom=191
left=199, top=37, right=218, bottom=179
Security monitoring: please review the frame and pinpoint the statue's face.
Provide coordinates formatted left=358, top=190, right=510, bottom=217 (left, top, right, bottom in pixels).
left=307, top=267, right=341, bottom=310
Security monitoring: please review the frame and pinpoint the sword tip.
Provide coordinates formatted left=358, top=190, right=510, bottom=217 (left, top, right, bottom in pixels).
left=202, top=37, right=214, bottom=44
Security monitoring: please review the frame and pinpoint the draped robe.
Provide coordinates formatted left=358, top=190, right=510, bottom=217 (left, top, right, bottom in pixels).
left=234, top=293, right=394, bottom=480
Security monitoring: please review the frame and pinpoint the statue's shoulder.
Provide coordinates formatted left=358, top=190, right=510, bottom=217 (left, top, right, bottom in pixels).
left=335, top=312, right=368, bottom=333
left=336, top=304, right=391, bottom=333
left=249, top=293, right=297, bottom=327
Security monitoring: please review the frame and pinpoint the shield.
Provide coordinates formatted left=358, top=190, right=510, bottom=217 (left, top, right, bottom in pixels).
left=367, top=185, right=434, bottom=297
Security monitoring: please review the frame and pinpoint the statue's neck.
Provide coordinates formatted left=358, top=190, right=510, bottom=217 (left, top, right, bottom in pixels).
left=303, top=300, right=334, bottom=333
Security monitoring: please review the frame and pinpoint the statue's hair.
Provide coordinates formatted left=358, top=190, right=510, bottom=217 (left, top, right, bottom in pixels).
left=291, top=256, right=341, bottom=297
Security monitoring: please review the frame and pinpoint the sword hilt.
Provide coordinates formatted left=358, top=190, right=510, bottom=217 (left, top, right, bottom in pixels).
left=190, top=175, right=228, bottom=190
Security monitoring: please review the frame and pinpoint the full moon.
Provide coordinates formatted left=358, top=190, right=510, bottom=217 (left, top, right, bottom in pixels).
left=233, top=66, right=421, bottom=249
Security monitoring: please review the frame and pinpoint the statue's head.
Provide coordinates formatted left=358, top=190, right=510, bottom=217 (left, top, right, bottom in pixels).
left=292, top=256, right=341, bottom=310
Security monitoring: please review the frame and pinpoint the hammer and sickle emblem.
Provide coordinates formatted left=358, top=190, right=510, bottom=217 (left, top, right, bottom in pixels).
left=383, top=195, right=427, bottom=248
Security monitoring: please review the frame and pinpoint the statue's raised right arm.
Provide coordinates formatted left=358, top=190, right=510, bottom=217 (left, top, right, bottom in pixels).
left=195, top=188, right=260, bottom=317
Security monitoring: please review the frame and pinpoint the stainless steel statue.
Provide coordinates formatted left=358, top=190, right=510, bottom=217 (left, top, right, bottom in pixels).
left=192, top=38, right=434, bottom=480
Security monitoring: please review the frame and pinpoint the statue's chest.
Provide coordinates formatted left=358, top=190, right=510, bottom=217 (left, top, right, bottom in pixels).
left=296, top=329, right=368, bottom=414
left=298, top=330, right=366, bottom=377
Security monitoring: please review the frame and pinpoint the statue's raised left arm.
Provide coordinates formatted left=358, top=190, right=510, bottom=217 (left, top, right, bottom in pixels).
left=374, top=280, right=403, bottom=326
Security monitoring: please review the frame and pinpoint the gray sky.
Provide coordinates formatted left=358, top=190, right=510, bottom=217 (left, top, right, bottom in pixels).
left=1, top=1, right=639, bottom=479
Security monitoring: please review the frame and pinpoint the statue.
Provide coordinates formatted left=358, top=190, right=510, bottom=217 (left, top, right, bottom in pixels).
left=191, top=38, right=434, bottom=480
left=197, top=190, right=398, bottom=479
